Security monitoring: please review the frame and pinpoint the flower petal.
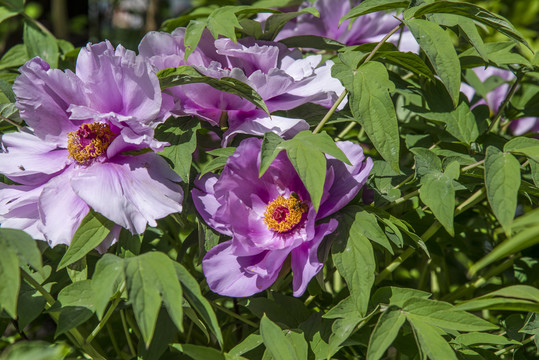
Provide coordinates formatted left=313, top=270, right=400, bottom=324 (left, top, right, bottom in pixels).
left=223, top=114, right=309, bottom=145
left=0, top=183, right=45, bottom=240
left=202, top=240, right=290, bottom=297
left=193, top=173, right=233, bottom=237
left=291, top=219, right=338, bottom=296
left=70, top=153, right=183, bottom=234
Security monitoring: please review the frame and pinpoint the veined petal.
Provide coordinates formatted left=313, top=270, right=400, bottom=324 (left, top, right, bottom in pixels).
left=291, top=219, right=338, bottom=296
left=193, top=173, right=233, bottom=237
left=0, top=183, right=45, bottom=241
left=70, top=153, right=183, bottom=234
left=202, top=240, right=290, bottom=297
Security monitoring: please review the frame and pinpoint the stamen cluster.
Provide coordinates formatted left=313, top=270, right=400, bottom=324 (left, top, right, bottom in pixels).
left=67, top=123, right=115, bottom=163
left=263, top=194, right=306, bottom=233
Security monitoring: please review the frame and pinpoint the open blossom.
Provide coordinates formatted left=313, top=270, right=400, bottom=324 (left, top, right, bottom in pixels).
left=260, top=0, right=418, bottom=52
left=0, top=41, right=183, bottom=248
left=139, top=28, right=344, bottom=143
left=461, top=66, right=539, bottom=135
left=193, top=138, right=373, bottom=297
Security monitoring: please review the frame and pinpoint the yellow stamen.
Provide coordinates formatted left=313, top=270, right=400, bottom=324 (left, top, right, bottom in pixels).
left=67, top=123, right=115, bottom=163
left=263, top=195, right=306, bottom=233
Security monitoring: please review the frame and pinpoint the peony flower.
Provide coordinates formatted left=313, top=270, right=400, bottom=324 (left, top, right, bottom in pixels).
left=0, top=41, right=183, bottom=248
left=193, top=138, right=373, bottom=297
left=259, top=0, right=418, bottom=52
left=139, top=29, right=344, bottom=143
left=461, top=66, right=539, bottom=135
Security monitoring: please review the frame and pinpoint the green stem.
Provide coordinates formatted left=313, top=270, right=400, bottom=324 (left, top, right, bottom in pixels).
left=375, top=187, right=487, bottom=284
left=443, top=256, right=518, bottom=302
left=335, top=121, right=357, bottom=140
left=86, top=283, right=126, bottom=344
left=394, top=173, right=414, bottom=190
left=495, top=334, right=535, bottom=356
left=487, top=76, right=521, bottom=133
left=0, top=115, right=22, bottom=130
left=21, top=270, right=106, bottom=360
left=120, top=309, right=137, bottom=357
left=380, top=189, right=419, bottom=211
left=313, top=22, right=404, bottom=134
left=214, top=303, right=258, bottom=328
left=106, top=322, right=128, bottom=360
left=462, top=159, right=485, bottom=172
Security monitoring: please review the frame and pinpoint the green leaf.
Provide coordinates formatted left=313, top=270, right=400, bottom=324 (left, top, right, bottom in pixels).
left=331, top=210, right=375, bottom=316
left=260, top=315, right=297, bottom=360
left=352, top=211, right=393, bottom=254
left=206, top=6, right=245, bottom=41
left=0, top=0, right=23, bottom=12
left=374, top=51, right=435, bottom=79
left=371, top=287, right=431, bottom=308
left=175, top=263, right=223, bottom=347
left=404, top=18, right=461, bottom=106
left=504, top=137, right=539, bottom=163
left=92, top=254, right=125, bottom=319
left=0, top=247, right=19, bottom=318
left=58, top=209, right=115, bottom=270
left=0, top=78, right=15, bottom=103
left=158, top=65, right=269, bottom=116
left=125, top=253, right=183, bottom=347
left=155, top=117, right=200, bottom=182
left=293, top=131, right=350, bottom=164
left=0, top=341, right=70, bottom=360
left=261, top=7, right=319, bottom=41
left=454, top=332, right=520, bottom=347
left=171, top=344, right=226, bottom=360
left=23, top=21, right=58, bottom=68
left=419, top=169, right=455, bottom=236
left=228, top=333, right=263, bottom=357
left=367, top=306, right=406, bottom=360
left=407, top=315, right=459, bottom=360
left=457, top=17, right=489, bottom=63
left=184, top=20, right=207, bottom=61
left=411, top=147, right=442, bottom=178
left=259, top=131, right=285, bottom=177
left=408, top=1, right=530, bottom=49
left=530, top=160, right=539, bottom=187
left=55, top=280, right=95, bottom=336
left=17, top=281, right=47, bottom=330
left=66, top=257, right=87, bottom=283
left=341, top=0, right=410, bottom=22
left=279, top=35, right=344, bottom=51
left=335, top=61, right=400, bottom=172
left=484, top=146, right=520, bottom=233
left=0, top=228, right=42, bottom=272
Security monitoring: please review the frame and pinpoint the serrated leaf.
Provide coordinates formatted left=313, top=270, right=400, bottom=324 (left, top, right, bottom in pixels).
left=332, top=211, right=375, bottom=316
left=405, top=18, right=461, bottom=106
left=504, top=137, right=539, bottom=163
left=341, top=0, right=410, bottom=22
left=155, top=117, right=200, bottom=182
left=0, top=247, right=19, bottom=318
left=125, top=253, right=183, bottom=347
left=409, top=1, right=530, bottom=49
left=158, top=65, right=269, bottom=115
left=335, top=61, right=400, bottom=172
left=23, top=21, right=58, bottom=69
left=407, top=315, right=459, bottom=360
left=419, top=170, right=455, bottom=236
left=174, top=263, right=223, bottom=347
left=484, top=146, right=520, bottom=233
left=58, top=209, right=115, bottom=270
left=367, top=306, right=406, bottom=360
left=92, top=254, right=125, bottom=319
left=260, top=315, right=297, bottom=360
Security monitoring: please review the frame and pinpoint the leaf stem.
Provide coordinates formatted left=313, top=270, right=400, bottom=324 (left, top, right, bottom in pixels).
left=335, top=121, right=357, bottom=140
left=120, top=309, right=137, bottom=357
left=487, top=76, right=521, bottom=133
left=380, top=189, right=419, bottom=211
left=86, top=283, right=126, bottom=344
left=495, top=334, right=535, bottom=356
left=375, top=187, right=486, bottom=284
left=313, top=22, right=404, bottom=134
left=213, top=303, right=258, bottom=328
left=461, top=159, right=485, bottom=172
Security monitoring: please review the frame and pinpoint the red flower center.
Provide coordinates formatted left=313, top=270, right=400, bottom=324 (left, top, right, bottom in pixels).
left=67, top=122, right=116, bottom=163
left=263, top=194, right=307, bottom=233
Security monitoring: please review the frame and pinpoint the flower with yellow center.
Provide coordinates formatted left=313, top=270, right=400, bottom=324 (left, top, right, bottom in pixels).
left=263, top=194, right=307, bottom=233
left=67, top=122, right=116, bottom=163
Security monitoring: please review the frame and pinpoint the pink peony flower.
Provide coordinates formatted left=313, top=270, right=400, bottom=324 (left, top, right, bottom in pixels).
left=0, top=41, right=183, bottom=248
left=193, top=138, right=372, bottom=297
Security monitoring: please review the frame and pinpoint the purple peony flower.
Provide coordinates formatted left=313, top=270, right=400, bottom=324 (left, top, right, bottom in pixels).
left=259, top=0, right=418, bottom=52
left=461, top=66, right=539, bottom=135
left=0, top=41, right=183, bottom=248
left=193, top=138, right=373, bottom=297
left=139, top=28, right=344, bottom=143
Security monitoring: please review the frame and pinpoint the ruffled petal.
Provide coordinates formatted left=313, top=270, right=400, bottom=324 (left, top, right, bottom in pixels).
left=291, top=219, right=338, bottom=296
left=223, top=114, right=309, bottom=145
left=38, top=167, right=90, bottom=247
left=70, top=153, right=182, bottom=234
left=0, top=131, right=68, bottom=186
left=202, top=240, right=290, bottom=297
left=0, top=183, right=45, bottom=240
left=193, top=173, right=233, bottom=237
left=13, top=58, right=85, bottom=145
